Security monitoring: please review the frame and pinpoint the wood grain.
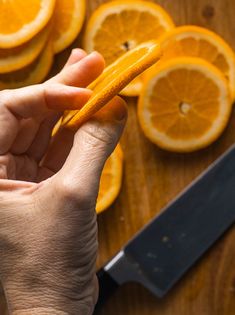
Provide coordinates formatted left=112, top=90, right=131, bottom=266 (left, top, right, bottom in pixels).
left=1, top=0, right=235, bottom=314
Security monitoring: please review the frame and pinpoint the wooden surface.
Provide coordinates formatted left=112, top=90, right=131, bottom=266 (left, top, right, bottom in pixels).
left=1, top=0, right=235, bottom=314
left=90, top=1, right=235, bottom=314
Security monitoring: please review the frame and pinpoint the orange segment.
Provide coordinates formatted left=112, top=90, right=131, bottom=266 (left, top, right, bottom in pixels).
left=158, top=26, right=235, bottom=99
left=97, top=144, right=123, bottom=214
left=138, top=57, right=232, bottom=152
left=0, top=40, right=53, bottom=90
left=84, top=0, right=174, bottom=96
left=0, top=26, right=50, bottom=73
left=52, top=0, right=86, bottom=54
left=59, top=41, right=162, bottom=131
left=0, top=0, right=55, bottom=48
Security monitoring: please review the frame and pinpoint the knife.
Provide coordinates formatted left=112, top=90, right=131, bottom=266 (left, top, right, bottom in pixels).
left=94, top=144, right=235, bottom=312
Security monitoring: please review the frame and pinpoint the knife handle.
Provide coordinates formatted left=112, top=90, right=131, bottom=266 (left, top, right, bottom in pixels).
left=93, top=268, right=119, bottom=313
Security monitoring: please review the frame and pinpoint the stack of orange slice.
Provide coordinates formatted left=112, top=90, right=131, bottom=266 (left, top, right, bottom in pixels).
left=0, top=0, right=86, bottom=89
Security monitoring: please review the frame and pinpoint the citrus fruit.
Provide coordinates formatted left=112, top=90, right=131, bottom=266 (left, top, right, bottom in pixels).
left=52, top=0, right=86, bottom=54
left=0, top=26, right=50, bottom=73
left=97, top=144, right=123, bottom=213
left=83, top=0, right=174, bottom=96
left=158, top=25, right=235, bottom=99
left=0, top=0, right=55, bottom=48
left=138, top=57, right=232, bottom=153
left=59, top=41, right=162, bottom=131
left=0, top=40, right=53, bottom=90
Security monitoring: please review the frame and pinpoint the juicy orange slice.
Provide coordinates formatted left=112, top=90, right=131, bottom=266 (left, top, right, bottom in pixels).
left=158, top=26, right=235, bottom=99
left=0, top=0, right=55, bottom=48
left=0, top=26, right=50, bottom=73
left=138, top=57, right=232, bottom=153
left=97, top=144, right=123, bottom=214
left=0, top=40, right=53, bottom=90
left=59, top=41, right=162, bottom=131
left=52, top=0, right=86, bottom=54
left=84, top=0, right=174, bottom=96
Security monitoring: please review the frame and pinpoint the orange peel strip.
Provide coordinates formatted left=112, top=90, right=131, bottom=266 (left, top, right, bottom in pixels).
left=57, top=41, right=162, bottom=132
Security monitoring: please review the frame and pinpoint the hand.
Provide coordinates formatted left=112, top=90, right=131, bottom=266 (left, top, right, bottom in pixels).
left=0, top=49, right=127, bottom=315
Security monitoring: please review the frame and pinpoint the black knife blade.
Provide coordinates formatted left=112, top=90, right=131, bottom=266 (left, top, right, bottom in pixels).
left=94, top=144, right=235, bottom=312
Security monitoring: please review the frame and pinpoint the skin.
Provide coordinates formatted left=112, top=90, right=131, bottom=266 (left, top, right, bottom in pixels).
left=0, top=49, right=127, bottom=315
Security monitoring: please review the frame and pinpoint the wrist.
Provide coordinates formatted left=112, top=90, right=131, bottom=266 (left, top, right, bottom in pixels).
left=4, top=276, right=97, bottom=315
left=12, top=308, right=69, bottom=315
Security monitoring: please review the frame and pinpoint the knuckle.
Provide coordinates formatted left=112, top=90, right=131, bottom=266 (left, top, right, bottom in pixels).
left=56, top=177, right=78, bottom=200
left=80, top=122, right=117, bottom=150
left=56, top=177, right=95, bottom=209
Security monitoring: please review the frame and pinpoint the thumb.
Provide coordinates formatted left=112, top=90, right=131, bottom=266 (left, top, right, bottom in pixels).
left=53, top=96, right=127, bottom=209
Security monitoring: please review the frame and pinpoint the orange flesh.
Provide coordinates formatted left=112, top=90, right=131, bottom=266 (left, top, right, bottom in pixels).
left=93, top=11, right=167, bottom=65
left=148, top=67, right=221, bottom=140
left=0, top=1, right=41, bottom=34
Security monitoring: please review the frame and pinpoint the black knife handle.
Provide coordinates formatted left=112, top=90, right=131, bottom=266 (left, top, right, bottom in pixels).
left=93, top=268, right=119, bottom=313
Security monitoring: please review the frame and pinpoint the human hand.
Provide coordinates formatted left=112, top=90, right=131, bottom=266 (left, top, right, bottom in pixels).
left=0, top=49, right=127, bottom=315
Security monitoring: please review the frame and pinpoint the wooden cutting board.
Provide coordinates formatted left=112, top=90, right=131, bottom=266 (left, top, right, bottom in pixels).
left=1, top=0, right=235, bottom=314
left=89, top=1, right=235, bottom=314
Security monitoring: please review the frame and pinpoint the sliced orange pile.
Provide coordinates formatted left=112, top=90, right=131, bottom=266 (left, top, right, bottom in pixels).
left=0, top=0, right=86, bottom=88
left=97, top=144, right=123, bottom=213
left=0, top=40, right=53, bottom=90
left=83, top=0, right=174, bottom=96
left=158, top=26, right=235, bottom=99
left=52, top=0, right=86, bottom=54
left=138, top=57, right=232, bottom=152
left=59, top=41, right=162, bottom=131
left=0, top=0, right=55, bottom=48
left=0, top=26, right=50, bottom=74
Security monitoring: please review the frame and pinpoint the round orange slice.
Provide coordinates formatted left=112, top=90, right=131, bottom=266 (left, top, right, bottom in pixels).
left=158, top=26, right=235, bottom=99
left=0, top=0, right=55, bottom=48
left=83, top=0, right=174, bottom=96
left=52, top=0, right=86, bottom=54
left=0, top=26, right=50, bottom=73
left=97, top=144, right=123, bottom=214
left=0, top=40, right=53, bottom=90
left=59, top=41, right=162, bottom=131
left=138, top=57, right=232, bottom=153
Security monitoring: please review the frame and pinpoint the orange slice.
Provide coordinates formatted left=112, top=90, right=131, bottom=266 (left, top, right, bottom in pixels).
left=0, top=40, right=53, bottom=90
left=58, top=41, right=162, bottom=132
left=84, top=0, right=174, bottom=96
left=0, top=0, right=55, bottom=48
left=52, top=0, right=86, bottom=54
left=158, top=26, right=235, bottom=99
left=138, top=57, right=232, bottom=153
left=0, top=26, right=50, bottom=73
left=97, top=144, right=123, bottom=214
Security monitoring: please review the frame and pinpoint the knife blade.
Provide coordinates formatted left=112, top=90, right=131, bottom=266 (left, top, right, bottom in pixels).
left=94, top=144, right=235, bottom=312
